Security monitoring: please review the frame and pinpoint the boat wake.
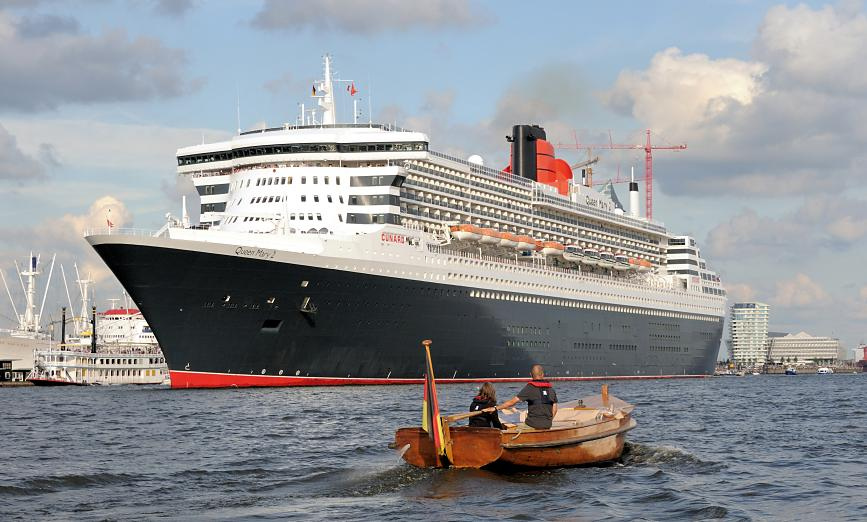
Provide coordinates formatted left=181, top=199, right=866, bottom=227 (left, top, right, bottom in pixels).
left=0, top=472, right=138, bottom=497
left=620, top=442, right=725, bottom=472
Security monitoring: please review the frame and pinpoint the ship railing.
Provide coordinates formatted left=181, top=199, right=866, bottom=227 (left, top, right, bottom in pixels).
left=428, top=150, right=535, bottom=189
left=532, top=188, right=667, bottom=233
left=400, top=191, right=662, bottom=257
left=83, top=227, right=164, bottom=238
left=425, top=244, right=707, bottom=298
left=239, top=122, right=414, bottom=136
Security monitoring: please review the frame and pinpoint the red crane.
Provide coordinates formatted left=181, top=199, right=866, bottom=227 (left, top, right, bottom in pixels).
left=556, top=130, right=686, bottom=220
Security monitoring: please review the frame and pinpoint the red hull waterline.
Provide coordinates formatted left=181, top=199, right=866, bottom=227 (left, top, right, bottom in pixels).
left=169, top=370, right=710, bottom=389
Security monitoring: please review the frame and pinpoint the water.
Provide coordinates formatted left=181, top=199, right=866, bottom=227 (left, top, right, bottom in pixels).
left=2, top=374, right=865, bottom=521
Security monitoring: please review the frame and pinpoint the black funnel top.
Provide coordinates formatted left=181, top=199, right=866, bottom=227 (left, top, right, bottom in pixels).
left=507, top=125, right=546, bottom=181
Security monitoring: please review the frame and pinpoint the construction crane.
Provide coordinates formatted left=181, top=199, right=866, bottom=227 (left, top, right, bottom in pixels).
left=556, top=129, right=686, bottom=220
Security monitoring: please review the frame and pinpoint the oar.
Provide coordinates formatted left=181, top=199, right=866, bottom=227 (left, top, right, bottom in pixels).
left=444, top=409, right=494, bottom=423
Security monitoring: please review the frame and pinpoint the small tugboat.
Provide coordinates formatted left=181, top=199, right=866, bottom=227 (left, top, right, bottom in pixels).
left=816, top=367, right=833, bottom=375
left=393, top=340, right=636, bottom=469
left=785, top=367, right=797, bottom=375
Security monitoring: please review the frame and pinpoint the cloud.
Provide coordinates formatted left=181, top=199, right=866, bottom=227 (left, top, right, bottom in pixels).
left=152, top=0, right=194, bottom=17
left=0, top=11, right=198, bottom=111
left=601, top=3, right=867, bottom=198
left=0, top=195, right=134, bottom=330
left=725, top=282, right=757, bottom=303
left=755, top=3, right=867, bottom=96
left=13, top=13, right=79, bottom=37
left=0, top=123, right=46, bottom=182
left=706, top=195, right=867, bottom=261
left=2, top=117, right=231, bottom=173
left=605, top=47, right=766, bottom=140
left=250, top=0, right=489, bottom=34
left=772, top=273, right=831, bottom=308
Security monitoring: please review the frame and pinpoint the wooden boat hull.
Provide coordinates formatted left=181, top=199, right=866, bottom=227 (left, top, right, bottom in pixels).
left=393, top=415, right=636, bottom=469
left=394, top=426, right=502, bottom=468
left=497, top=417, right=635, bottom=467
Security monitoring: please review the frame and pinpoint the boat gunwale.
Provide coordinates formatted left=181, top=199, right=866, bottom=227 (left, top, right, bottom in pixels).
left=501, top=417, right=636, bottom=449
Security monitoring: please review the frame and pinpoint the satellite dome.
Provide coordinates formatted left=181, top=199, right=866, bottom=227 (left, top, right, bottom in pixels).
left=467, top=155, right=484, bottom=166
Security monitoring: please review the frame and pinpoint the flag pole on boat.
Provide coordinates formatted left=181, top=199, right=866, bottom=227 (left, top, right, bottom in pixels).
left=421, top=339, right=451, bottom=465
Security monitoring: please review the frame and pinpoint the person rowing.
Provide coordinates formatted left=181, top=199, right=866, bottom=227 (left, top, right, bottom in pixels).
left=490, top=364, right=558, bottom=429
left=468, top=382, right=505, bottom=429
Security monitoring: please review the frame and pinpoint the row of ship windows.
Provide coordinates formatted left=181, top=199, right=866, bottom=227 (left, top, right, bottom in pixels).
left=650, top=333, right=681, bottom=340
left=506, top=325, right=547, bottom=335
left=404, top=177, right=657, bottom=250
left=428, top=246, right=722, bottom=308
left=505, top=341, right=638, bottom=352
left=702, top=287, right=726, bottom=296
left=249, top=194, right=346, bottom=204
left=467, top=289, right=719, bottom=323
left=224, top=214, right=331, bottom=223
left=178, top=141, right=428, bottom=165
left=407, top=162, right=662, bottom=247
left=403, top=190, right=660, bottom=259
left=507, top=340, right=551, bottom=348
left=452, top=271, right=720, bottom=315
left=649, top=346, right=689, bottom=353
left=649, top=322, right=681, bottom=331
left=228, top=173, right=400, bottom=192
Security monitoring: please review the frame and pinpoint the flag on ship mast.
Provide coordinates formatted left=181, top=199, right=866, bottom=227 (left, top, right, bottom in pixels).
left=312, top=84, right=317, bottom=96
left=421, top=340, right=448, bottom=464
left=347, top=82, right=357, bottom=96
left=106, top=209, right=114, bottom=229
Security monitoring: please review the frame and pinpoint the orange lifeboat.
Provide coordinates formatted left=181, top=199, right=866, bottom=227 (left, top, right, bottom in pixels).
left=613, top=254, right=631, bottom=271
left=541, top=241, right=565, bottom=257
left=450, top=224, right=481, bottom=242
left=515, top=235, right=535, bottom=251
left=628, top=258, right=641, bottom=271
left=637, top=259, right=653, bottom=273
left=534, top=239, right=545, bottom=251
left=499, top=232, right=518, bottom=248
left=479, top=228, right=501, bottom=245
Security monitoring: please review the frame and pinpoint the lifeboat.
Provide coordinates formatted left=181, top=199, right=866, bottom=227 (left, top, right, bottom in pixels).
left=533, top=239, right=545, bottom=252
left=613, top=254, right=631, bottom=272
left=499, top=232, right=518, bottom=249
left=637, top=259, right=653, bottom=273
left=628, top=257, right=641, bottom=271
left=598, top=251, right=615, bottom=269
left=450, top=224, right=481, bottom=242
left=563, top=244, right=583, bottom=263
left=479, top=228, right=501, bottom=245
left=515, top=235, right=535, bottom=251
left=541, top=241, right=565, bottom=257
left=581, top=248, right=599, bottom=266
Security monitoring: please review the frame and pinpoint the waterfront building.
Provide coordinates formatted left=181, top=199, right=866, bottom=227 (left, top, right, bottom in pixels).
left=729, top=302, right=770, bottom=365
left=768, top=332, right=840, bottom=365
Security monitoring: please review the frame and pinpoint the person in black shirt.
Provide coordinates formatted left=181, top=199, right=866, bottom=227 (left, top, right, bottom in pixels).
left=468, top=382, right=505, bottom=429
left=493, top=364, right=558, bottom=429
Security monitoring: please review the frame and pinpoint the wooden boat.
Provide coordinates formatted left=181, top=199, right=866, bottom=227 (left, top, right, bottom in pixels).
left=394, top=383, right=636, bottom=469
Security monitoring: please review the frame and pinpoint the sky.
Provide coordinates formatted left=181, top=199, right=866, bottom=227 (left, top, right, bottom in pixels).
left=1, top=0, right=866, bottom=358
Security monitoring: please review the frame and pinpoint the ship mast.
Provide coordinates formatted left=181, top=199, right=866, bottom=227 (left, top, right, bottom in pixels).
left=14, top=253, right=55, bottom=334
left=314, top=54, right=337, bottom=125
left=74, top=263, right=93, bottom=336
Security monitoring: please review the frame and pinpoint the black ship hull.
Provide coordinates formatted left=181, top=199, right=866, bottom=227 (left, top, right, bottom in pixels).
left=91, top=241, right=724, bottom=388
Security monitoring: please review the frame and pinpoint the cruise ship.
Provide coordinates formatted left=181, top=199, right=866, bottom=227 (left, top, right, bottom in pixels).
left=85, top=56, right=726, bottom=388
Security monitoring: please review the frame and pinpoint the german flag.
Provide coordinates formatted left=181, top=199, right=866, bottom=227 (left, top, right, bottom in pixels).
left=421, top=340, right=448, bottom=464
